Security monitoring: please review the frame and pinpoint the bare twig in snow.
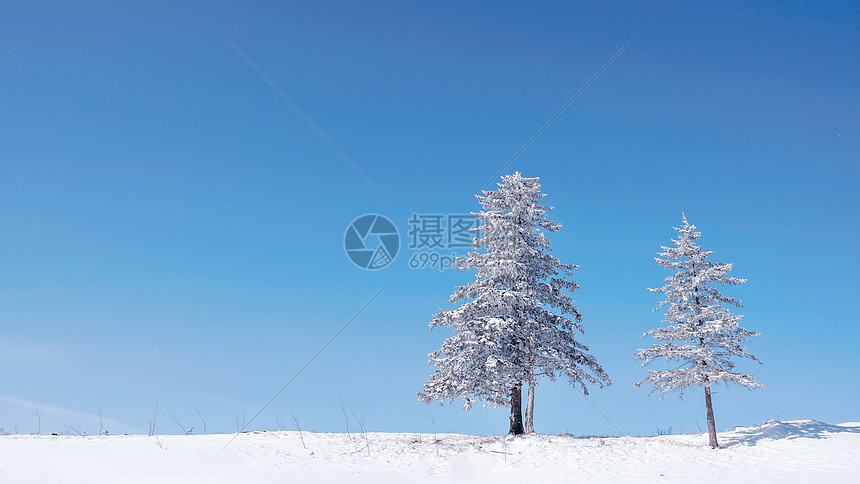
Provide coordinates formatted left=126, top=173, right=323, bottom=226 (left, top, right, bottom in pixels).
left=172, top=415, right=191, bottom=435
left=351, top=409, right=370, bottom=456
left=235, top=412, right=247, bottom=433
left=337, top=396, right=351, bottom=441
left=60, top=422, right=85, bottom=436
left=502, top=435, right=507, bottom=462
left=32, top=403, right=43, bottom=435
left=195, top=409, right=207, bottom=435
left=431, top=415, right=440, bottom=457
left=148, top=402, right=160, bottom=437
left=290, top=411, right=306, bottom=449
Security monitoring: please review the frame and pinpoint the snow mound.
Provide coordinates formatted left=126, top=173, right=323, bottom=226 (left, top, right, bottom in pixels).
left=721, top=419, right=860, bottom=447
left=0, top=420, right=857, bottom=483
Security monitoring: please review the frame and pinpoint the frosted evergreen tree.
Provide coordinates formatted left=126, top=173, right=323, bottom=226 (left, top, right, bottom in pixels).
left=418, top=172, right=610, bottom=435
left=635, top=215, right=761, bottom=448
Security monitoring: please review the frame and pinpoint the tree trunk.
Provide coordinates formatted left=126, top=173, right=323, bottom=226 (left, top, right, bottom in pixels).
left=699, top=317, right=719, bottom=449
left=525, top=381, right=535, bottom=434
left=704, top=384, right=719, bottom=449
left=509, top=384, right=524, bottom=435
left=524, top=334, right=536, bottom=434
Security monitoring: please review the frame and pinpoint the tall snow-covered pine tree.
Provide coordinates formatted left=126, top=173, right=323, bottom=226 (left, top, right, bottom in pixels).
left=419, top=172, right=610, bottom=434
left=636, top=215, right=761, bottom=448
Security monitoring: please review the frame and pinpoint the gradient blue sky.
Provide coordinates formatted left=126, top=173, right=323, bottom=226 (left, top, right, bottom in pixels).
left=1, top=1, right=857, bottom=436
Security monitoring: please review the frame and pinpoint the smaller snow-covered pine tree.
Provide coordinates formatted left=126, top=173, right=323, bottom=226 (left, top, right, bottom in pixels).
left=635, top=215, right=761, bottom=449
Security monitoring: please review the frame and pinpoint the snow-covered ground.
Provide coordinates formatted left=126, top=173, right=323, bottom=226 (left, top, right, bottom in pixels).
left=1, top=420, right=857, bottom=483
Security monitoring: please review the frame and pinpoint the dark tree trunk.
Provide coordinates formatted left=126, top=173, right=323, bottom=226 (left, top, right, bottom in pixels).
left=704, top=385, right=719, bottom=448
left=509, top=384, right=524, bottom=435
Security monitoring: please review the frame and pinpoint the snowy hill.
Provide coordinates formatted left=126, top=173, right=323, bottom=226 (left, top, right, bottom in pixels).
left=1, top=420, right=857, bottom=483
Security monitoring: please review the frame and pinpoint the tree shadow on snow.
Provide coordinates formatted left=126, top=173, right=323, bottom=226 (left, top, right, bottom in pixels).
left=721, top=420, right=860, bottom=448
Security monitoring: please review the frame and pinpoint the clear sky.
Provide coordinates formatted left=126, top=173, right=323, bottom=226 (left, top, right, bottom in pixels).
left=1, top=1, right=857, bottom=437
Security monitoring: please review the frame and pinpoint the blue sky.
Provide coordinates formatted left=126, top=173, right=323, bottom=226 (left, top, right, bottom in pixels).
left=1, top=1, right=857, bottom=436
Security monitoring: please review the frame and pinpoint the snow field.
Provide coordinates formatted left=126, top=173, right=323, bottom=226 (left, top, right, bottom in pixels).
left=1, top=420, right=857, bottom=483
